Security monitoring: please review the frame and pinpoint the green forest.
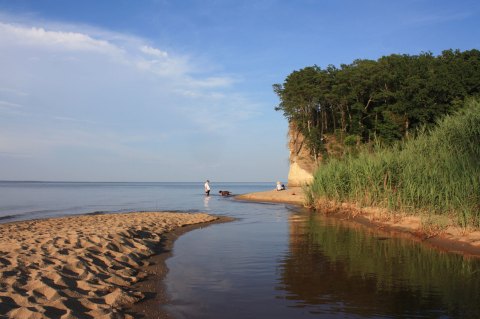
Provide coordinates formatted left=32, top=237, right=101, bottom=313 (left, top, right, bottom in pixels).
left=274, top=49, right=480, bottom=159
left=274, top=49, right=480, bottom=228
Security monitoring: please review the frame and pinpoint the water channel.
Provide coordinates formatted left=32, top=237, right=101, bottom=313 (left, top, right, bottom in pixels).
left=165, top=195, right=480, bottom=318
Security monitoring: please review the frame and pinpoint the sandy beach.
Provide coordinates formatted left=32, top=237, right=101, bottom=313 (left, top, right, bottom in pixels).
left=0, top=212, right=218, bottom=319
left=235, top=187, right=305, bottom=205
left=236, top=187, right=480, bottom=258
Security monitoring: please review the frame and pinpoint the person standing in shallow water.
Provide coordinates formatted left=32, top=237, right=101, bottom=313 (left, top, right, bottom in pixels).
left=204, top=180, right=211, bottom=196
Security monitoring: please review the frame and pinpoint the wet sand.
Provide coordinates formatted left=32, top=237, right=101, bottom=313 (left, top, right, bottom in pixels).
left=0, top=212, right=218, bottom=319
left=236, top=187, right=480, bottom=258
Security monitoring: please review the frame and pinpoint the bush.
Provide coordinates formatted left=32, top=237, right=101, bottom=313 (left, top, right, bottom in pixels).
left=344, top=135, right=358, bottom=146
left=308, top=98, right=480, bottom=228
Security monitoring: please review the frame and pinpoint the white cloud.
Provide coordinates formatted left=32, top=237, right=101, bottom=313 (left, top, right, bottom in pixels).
left=0, top=100, right=29, bottom=117
left=0, top=87, right=29, bottom=96
left=140, top=45, right=168, bottom=58
left=0, top=22, right=123, bottom=56
left=0, top=0, right=292, bottom=182
left=403, top=10, right=472, bottom=27
left=0, top=16, right=273, bottom=181
left=186, top=76, right=236, bottom=88
left=0, top=21, right=234, bottom=90
left=134, top=55, right=191, bottom=77
left=0, top=19, right=247, bottom=112
left=0, top=100, right=23, bottom=109
left=52, top=116, right=97, bottom=125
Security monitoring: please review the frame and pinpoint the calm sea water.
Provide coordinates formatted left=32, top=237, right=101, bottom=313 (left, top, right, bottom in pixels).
left=0, top=181, right=271, bottom=222
left=1, top=181, right=479, bottom=318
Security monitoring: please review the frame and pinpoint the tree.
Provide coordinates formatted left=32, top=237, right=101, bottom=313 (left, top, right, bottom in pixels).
left=274, top=49, right=480, bottom=157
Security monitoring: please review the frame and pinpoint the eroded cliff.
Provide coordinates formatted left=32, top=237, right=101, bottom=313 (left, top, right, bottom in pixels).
left=287, top=124, right=316, bottom=187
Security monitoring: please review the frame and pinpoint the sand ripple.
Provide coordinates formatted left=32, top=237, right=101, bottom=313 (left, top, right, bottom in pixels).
left=0, top=212, right=217, bottom=318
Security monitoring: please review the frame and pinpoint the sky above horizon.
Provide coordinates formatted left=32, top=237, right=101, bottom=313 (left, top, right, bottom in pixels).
left=0, top=0, right=479, bottom=182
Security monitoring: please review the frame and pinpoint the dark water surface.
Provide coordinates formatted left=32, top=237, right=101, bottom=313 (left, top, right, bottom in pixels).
left=165, top=200, right=480, bottom=318
left=1, top=182, right=479, bottom=318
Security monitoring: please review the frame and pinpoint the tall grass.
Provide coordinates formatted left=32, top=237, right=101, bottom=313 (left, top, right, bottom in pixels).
left=307, top=98, right=480, bottom=228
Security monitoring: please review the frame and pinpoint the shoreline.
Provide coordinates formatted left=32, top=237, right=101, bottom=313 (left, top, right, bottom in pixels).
left=0, top=211, right=221, bottom=319
left=235, top=187, right=480, bottom=258
left=2, top=189, right=478, bottom=318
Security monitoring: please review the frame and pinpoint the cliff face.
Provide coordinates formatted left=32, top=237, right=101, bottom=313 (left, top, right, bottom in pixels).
left=287, top=124, right=316, bottom=187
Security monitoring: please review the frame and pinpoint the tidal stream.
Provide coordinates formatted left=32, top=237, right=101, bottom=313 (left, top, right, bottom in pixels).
left=165, top=198, right=480, bottom=318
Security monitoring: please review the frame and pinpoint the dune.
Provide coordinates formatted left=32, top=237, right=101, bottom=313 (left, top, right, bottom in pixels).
left=0, top=212, right=217, bottom=319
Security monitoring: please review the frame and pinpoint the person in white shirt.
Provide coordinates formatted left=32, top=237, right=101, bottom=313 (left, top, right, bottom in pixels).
left=204, top=180, right=211, bottom=196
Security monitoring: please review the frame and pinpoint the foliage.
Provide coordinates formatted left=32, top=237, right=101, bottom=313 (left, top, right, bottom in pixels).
left=274, top=49, right=480, bottom=157
left=306, top=99, right=480, bottom=228
left=343, top=135, right=358, bottom=146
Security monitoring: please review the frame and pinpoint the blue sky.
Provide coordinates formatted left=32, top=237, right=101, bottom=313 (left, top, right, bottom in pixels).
left=0, top=0, right=479, bottom=182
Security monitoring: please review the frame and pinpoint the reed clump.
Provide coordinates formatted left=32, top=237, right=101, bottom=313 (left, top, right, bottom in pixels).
left=307, top=98, right=480, bottom=229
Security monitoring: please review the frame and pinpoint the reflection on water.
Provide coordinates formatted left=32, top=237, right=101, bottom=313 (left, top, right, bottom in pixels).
left=203, top=195, right=211, bottom=209
left=165, top=205, right=480, bottom=318
left=278, top=213, right=480, bottom=318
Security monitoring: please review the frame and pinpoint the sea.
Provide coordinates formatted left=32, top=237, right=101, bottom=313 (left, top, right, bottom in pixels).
left=0, top=181, right=270, bottom=222
left=1, top=181, right=479, bottom=318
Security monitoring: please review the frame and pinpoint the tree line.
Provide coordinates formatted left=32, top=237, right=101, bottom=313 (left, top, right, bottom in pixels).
left=273, top=49, right=480, bottom=159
